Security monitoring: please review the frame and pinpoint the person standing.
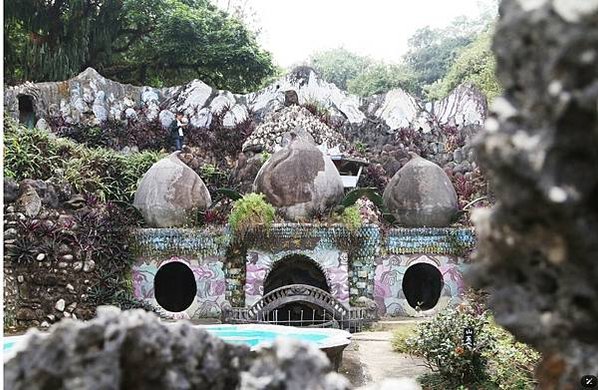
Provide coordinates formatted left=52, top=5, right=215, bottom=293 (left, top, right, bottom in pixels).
left=170, top=112, right=187, bottom=151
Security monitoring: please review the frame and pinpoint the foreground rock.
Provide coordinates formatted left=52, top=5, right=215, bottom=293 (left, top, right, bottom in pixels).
left=469, top=0, right=598, bottom=388
left=254, top=134, right=344, bottom=221
left=4, top=307, right=350, bottom=390
left=133, top=152, right=211, bottom=227
left=383, top=154, right=458, bottom=227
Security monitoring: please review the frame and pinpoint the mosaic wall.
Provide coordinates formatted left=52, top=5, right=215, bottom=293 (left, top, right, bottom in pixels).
left=131, top=228, right=229, bottom=318
left=129, top=225, right=475, bottom=319
left=374, top=228, right=475, bottom=317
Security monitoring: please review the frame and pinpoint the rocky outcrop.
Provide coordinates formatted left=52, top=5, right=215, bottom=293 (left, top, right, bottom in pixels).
left=383, top=154, right=458, bottom=227
left=4, top=67, right=486, bottom=136
left=4, top=306, right=350, bottom=390
left=242, top=105, right=349, bottom=153
left=133, top=152, right=212, bottom=227
left=469, top=0, right=598, bottom=388
left=253, top=134, right=344, bottom=221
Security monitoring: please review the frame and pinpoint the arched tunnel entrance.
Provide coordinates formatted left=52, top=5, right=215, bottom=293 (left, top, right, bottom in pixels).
left=18, top=95, right=36, bottom=129
left=154, top=262, right=197, bottom=312
left=402, top=263, right=443, bottom=311
left=262, top=254, right=333, bottom=326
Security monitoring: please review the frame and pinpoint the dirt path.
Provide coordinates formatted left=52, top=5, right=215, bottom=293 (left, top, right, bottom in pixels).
left=339, top=331, right=429, bottom=387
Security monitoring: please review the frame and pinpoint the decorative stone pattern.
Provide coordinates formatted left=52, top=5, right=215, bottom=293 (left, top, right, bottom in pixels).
left=132, top=256, right=226, bottom=319
left=128, top=224, right=474, bottom=320
left=373, top=254, right=467, bottom=317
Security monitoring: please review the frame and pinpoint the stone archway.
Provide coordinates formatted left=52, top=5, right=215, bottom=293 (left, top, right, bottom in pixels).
left=263, top=254, right=330, bottom=294
left=154, top=261, right=197, bottom=312
left=402, top=263, right=443, bottom=311
left=18, top=95, right=36, bottom=128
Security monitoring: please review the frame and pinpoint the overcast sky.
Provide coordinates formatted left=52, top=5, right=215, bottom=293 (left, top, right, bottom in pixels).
left=218, top=0, right=493, bottom=68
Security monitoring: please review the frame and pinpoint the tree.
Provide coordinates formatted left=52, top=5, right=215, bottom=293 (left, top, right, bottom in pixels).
left=347, top=63, right=418, bottom=96
left=309, top=48, right=372, bottom=91
left=424, top=27, right=501, bottom=101
left=4, top=0, right=275, bottom=92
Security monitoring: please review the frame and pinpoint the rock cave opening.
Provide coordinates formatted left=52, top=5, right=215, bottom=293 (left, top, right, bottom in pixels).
left=18, top=95, right=36, bottom=128
left=262, top=254, right=333, bottom=326
left=402, top=263, right=443, bottom=311
left=154, top=262, right=197, bottom=312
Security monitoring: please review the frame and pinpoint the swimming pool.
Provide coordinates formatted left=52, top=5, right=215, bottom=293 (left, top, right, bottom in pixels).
left=3, top=324, right=351, bottom=359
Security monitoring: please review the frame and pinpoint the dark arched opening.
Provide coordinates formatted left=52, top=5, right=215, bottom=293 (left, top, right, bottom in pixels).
left=402, top=263, right=443, bottom=311
left=18, top=95, right=36, bottom=128
left=262, top=255, right=331, bottom=326
left=154, top=262, right=197, bottom=312
left=264, top=255, right=329, bottom=294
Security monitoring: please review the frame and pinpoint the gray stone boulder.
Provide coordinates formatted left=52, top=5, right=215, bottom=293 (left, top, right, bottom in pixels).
left=4, top=306, right=349, bottom=390
left=253, top=133, right=344, bottom=221
left=133, top=152, right=211, bottom=227
left=383, top=154, right=458, bottom=227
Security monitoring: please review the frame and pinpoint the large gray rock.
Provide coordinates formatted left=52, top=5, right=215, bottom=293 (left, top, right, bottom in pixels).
left=253, top=134, right=344, bottom=221
left=383, top=154, right=458, bottom=227
left=4, top=307, right=350, bottom=390
left=133, top=152, right=211, bottom=227
left=469, top=0, right=598, bottom=388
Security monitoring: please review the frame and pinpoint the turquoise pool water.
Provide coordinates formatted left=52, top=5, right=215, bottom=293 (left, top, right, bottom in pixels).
left=204, top=327, right=329, bottom=347
left=3, top=326, right=338, bottom=354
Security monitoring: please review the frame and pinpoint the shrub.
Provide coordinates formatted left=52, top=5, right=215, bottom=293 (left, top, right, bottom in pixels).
left=407, top=302, right=540, bottom=389
left=228, top=193, right=275, bottom=234
left=409, top=307, right=494, bottom=387
left=337, top=206, right=362, bottom=232
left=4, top=118, right=163, bottom=203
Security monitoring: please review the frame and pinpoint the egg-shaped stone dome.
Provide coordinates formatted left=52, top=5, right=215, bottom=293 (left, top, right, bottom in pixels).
left=253, top=133, right=344, bottom=221
left=383, top=154, right=458, bottom=227
left=133, top=152, right=211, bottom=227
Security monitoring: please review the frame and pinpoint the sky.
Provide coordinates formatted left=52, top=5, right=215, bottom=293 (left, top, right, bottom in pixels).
left=217, top=0, right=491, bottom=68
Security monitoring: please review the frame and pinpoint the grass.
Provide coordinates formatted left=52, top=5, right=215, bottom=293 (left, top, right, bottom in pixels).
left=391, top=323, right=418, bottom=354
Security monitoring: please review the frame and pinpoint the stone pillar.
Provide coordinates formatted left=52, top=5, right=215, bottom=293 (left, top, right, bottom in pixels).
left=470, top=1, right=598, bottom=387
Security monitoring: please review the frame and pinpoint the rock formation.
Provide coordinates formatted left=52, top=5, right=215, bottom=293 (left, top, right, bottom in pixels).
left=4, top=67, right=486, bottom=136
left=133, top=152, right=211, bottom=227
left=383, top=154, right=458, bottom=227
left=242, top=105, right=349, bottom=153
left=253, top=134, right=344, bottom=221
left=469, top=0, right=598, bottom=388
left=4, top=306, right=350, bottom=390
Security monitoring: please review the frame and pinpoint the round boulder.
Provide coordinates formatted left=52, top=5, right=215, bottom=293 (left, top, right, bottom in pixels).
left=383, top=154, right=458, bottom=227
left=253, top=133, right=344, bottom=221
left=133, top=152, right=211, bottom=227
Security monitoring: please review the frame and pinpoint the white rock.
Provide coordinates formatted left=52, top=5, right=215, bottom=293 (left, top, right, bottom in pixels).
left=55, top=299, right=66, bottom=312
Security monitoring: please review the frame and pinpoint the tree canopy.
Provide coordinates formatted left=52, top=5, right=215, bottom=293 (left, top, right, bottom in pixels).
left=4, top=0, right=275, bottom=92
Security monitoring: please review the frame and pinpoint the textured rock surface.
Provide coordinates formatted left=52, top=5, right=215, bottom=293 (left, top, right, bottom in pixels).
left=469, top=0, right=598, bottom=388
left=254, top=134, right=344, bottom=221
left=133, top=152, right=211, bottom=227
left=4, top=307, right=350, bottom=390
left=4, top=67, right=486, bottom=134
left=383, top=154, right=458, bottom=227
left=243, top=105, right=349, bottom=153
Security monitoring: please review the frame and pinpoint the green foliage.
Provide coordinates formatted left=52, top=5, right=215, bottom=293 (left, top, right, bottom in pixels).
left=347, top=63, right=418, bottom=96
left=309, top=48, right=372, bottom=90
left=228, top=193, right=275, bottom=234
left=4, top=119, right=162, bottom=203
left=337, top=206, right=362, bottom=232
left=391, top=324, right=418, bottom=353
left=341, top=187, right=384, bottom=209
left=406, top=304, right=539, bottom=389
left=424, top=28, right=501, bottom=101
left=409, top=307, right=494, bottom=387
left=5, top=0, right=275, bottom=92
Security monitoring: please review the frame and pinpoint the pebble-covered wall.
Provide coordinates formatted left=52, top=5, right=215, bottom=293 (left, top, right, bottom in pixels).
left=130, top=224, right=475, bottom=319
